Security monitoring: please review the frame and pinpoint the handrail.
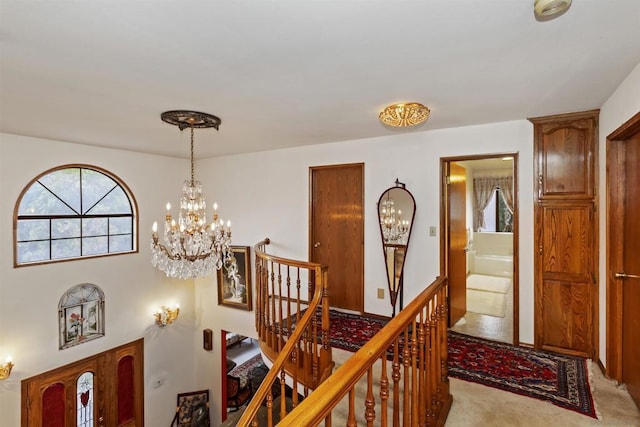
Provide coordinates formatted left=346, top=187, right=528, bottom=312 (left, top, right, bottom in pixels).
left=236, top=238, right=333, bottom=426
left=278, top=276, right=451, bottom=426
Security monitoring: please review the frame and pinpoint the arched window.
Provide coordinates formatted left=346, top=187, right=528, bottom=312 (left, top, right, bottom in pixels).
left=14, top=165, right=137, bottom=266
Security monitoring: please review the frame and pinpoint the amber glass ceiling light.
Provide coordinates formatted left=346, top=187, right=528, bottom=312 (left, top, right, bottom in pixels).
left=379, top=103, right=430, bottom=127
left=151, top=110, right=233, bottom=279
left=534, top=0, right=572, bottom=21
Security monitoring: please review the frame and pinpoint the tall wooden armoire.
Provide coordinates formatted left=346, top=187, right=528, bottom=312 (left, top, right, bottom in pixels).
left=529, top=110, right=599, bottom=358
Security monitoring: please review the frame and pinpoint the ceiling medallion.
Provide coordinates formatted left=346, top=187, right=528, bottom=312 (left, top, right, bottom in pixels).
left=379, top=103, right=430, bottom=127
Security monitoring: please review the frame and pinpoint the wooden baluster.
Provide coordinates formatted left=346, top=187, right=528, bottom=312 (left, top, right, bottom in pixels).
left=277, top=264, right=284, bottom=352
left=266, top=392, right=273, bottom=427
left=269, top=261, right=275, bottom=348
left=347, top=388, right=357, bottom=427
left=380, top=354, right=389, bottom=427
left=402, top=328, right=411, bottom=426
left=392, top=338, right=401, bottom=427
left=365, top=367, right=376, bottom=426
left=280, top=369, right=288, bottom=421
left=417, top=311, right=426, bottom=427
left=410, top=318, right=418, bottom=425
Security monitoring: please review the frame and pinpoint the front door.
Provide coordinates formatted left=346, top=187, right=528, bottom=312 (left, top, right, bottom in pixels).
left=22, top=339, right=144, bottom=426
left=310, top=163, right=364, bottom=312
left=607, top=112, right=640, bottom=408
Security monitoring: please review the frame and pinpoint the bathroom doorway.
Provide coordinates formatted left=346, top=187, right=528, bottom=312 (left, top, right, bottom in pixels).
left=441, top=154, right=519, bottom=344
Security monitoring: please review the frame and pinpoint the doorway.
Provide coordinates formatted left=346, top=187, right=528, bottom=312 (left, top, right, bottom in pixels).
left=606, top=111, right=640, bottom=408
left=309, top=163, right=364, bottom=312
left=441, top=154, right=519, bottom=344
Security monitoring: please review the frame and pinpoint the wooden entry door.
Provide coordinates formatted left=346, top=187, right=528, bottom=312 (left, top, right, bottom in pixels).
left=606, top=112, right=640, bottom=408
left=22, top=339, right=144, bottom=426
left=447, top=163, right=467, bottom=326
left=310, top=163, right=364, bottom=312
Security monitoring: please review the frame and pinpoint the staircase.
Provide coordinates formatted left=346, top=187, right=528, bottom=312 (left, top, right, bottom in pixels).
left=226, top=239, right=451, bottom=426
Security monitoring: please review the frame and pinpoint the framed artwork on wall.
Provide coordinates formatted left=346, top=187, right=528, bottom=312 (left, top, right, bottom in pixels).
left=171, top=389, right=210, bottom=426
left=217, top=246, right=253, bottom=311
left=58, top=283, right=105, bottom=349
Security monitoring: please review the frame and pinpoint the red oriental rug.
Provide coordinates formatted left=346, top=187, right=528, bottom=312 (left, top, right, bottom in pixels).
left=448, top=331, right=598, bottom=419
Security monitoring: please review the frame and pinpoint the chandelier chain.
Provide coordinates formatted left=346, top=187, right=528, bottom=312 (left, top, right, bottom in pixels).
left=190, top=125, right=195, bottom=186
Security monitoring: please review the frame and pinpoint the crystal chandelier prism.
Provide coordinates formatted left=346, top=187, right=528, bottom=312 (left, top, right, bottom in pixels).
left=151, top=110, right=232, bottom=279
left=380, top=194, right=409, bottom=244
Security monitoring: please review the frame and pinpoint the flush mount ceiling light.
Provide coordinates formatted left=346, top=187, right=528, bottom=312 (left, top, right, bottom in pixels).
left=379, top=103, right=430, bottom=127
left=534, top=0, right=572, bottom=21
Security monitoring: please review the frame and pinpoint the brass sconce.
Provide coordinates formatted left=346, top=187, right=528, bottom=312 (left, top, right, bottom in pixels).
left=154, top=305, right=180, bottom=327
left=0, top=357, right=14, bottom=380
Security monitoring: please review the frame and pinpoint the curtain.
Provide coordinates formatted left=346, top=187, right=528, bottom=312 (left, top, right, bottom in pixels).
left=473, top=177, right=498, bottom=231
left=473, top=176, right=514, bottom=231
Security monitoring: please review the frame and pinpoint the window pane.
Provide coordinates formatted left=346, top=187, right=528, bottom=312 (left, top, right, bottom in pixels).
left=82, top=237, right=108, bottom=256
left=110, top=234, right=132, bottom=252
left=17, top=219, right=50, bottom=241
left=76, top=372, right=94, bottom=427
left=52, top=219, right=81, bottom=239
left=87, top=186, right=131, bottom=215
left=52, top=238, right=81, bottom=259
left=39, top=168, right=81, bottom=213
left=18, top=183, right=76, bottom=216
left=81, top=169, right=117, bottom=214
left=17, top=241, right=50, bottom=263
left=109, top=217, right=132, bottom=234
left=82, top=218, right=107, bottom=237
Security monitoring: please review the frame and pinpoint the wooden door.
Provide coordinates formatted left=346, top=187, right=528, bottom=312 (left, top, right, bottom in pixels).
left=22, top=339, right=144, bottom=426
left=535, top=202, right=595, bottom=355
left=310, top=163, right=364, bottom=312
left=448, top=163, right=467, bottom=326
left=530, top=110, right=598, bottom=358
left=606, top=112, right=640, bottom=408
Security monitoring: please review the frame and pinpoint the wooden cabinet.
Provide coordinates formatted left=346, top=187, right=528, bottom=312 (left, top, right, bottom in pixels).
left=530, top=110, right=599, bottom=358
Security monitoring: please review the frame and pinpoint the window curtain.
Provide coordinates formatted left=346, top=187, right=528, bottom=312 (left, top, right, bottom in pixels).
left=473, top=176, right=514, bottom=231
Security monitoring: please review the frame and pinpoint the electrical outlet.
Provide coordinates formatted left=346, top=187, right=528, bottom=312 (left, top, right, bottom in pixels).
left=377, top=288, right=385, bottom=299
left=429, top=226, right=437, bottom=237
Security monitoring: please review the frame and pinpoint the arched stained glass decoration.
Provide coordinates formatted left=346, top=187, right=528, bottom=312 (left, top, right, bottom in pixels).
left=14, top=165, right=137, bottom=266
left=76, top=372, right=94, bottom=427
left=59, top=283, right=105, bottom=349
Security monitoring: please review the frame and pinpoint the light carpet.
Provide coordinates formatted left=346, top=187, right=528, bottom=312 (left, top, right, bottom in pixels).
left=466, top=289, right=507, bottom=317
left=466, top=273, right=511, bottom=294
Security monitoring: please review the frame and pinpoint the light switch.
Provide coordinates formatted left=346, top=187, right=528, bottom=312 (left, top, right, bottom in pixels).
left=429, top=226, right=437, bottom=237
left=377, top=288, right=385, bottom=299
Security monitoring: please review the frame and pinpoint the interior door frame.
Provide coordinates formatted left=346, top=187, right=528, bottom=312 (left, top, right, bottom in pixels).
left=605, top=111, right=640, bottom=381
left=440, top=153, right=520, bottom=345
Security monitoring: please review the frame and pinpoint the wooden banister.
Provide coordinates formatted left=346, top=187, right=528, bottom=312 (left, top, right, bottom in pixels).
left=237, top=239, right=333, bottom=425
left=278, top=276, right=452, bottom=426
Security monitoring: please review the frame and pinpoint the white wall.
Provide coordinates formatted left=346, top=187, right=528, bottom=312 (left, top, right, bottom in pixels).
left=0, top=134, right=198, bottom=426
left=598, top=61, right=640, bottom=365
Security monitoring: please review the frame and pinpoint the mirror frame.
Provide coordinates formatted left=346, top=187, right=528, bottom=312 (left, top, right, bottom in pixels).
left=377, top=180, right=416, bottom=316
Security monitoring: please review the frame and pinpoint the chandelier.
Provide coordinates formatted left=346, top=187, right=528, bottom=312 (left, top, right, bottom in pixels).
left=379, top=102, right=430, bottom=127
left=380, top=194, right=409, bottom=244
left=151, top=110, right=232, bottom=279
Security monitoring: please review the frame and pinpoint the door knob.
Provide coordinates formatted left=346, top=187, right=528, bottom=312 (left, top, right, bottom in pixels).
left=314, top=242, right=321, bottom=248
left=615, top=272, right=640, bottom=279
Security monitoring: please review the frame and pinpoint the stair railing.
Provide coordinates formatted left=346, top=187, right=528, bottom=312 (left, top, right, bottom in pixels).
left=237, top=238, right=333, bottom=426
left=277, top=276, right=451, bottom=426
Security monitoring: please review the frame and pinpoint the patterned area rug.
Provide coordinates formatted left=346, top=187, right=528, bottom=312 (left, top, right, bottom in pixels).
left=302, top=308, right=389, bottom=352
left=448, top=331, right=597, bottom=419
left=228, top=354, right=264, bottom=387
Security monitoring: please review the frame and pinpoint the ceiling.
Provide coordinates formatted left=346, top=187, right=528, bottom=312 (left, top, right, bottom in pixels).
left=1, top=1, right=639, bottom=159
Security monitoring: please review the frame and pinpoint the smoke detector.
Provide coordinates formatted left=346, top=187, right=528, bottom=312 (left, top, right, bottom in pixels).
left=534, top=0, right=572, bottom=21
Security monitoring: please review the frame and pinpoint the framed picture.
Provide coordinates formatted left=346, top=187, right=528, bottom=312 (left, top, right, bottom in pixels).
left=171, top=389, right=210, bottom=427
left=217, top=246, right=253, bottom=311
left=59, top=283, right=105, bottom=350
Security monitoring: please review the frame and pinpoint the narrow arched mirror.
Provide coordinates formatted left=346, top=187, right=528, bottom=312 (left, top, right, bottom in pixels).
left=377, top=179, right=416, bottom=316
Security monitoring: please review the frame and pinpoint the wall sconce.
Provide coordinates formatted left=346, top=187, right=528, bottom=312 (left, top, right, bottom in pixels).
left=0, top=356, right=14, bottom=380
left=154, top=305, right=180, bottom=327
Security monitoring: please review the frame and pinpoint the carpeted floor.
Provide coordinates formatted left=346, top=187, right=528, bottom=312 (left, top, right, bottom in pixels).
left=448, top=331, right=596, bottom=418
left=228, top=353, right=264, bottom=388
